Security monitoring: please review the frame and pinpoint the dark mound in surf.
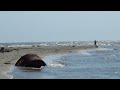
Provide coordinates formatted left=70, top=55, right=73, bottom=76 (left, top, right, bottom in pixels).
left=95, top=45, right=98, bottom=48
left=15, top=54, right=46, bottom=68
left=0, top=47, right=12, bottom=53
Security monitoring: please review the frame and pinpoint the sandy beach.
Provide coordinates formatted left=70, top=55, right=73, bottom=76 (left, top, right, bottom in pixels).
left=0, top=45, right=96, bottom=79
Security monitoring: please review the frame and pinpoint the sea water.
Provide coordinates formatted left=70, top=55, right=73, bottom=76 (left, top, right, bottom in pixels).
left=2, top=40, right=120, bottom=79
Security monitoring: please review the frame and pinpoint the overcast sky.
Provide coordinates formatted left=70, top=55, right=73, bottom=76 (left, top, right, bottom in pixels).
left=0, top=11, right=120, bottom=43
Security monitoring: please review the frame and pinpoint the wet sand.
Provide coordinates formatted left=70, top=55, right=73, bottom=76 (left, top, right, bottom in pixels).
left=0, top=45, right=97, bottom=79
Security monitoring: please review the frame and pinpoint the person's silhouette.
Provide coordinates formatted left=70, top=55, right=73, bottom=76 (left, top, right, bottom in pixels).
left=94, top=40, right=97, bottom=46
left=94, top=40, right=98, bottom=48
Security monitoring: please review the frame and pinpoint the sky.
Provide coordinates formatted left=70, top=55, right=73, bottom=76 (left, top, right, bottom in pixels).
left=0, top=11, right=120, bottom=43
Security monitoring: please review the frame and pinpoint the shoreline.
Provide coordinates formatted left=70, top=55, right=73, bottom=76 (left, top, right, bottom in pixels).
left=0, top=45, right=97, bottom=79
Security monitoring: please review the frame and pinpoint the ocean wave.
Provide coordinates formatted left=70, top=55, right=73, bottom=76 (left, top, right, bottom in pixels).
left=96, top=48, right=113, bottom=51
left=80, top=51, right=91, bottom=56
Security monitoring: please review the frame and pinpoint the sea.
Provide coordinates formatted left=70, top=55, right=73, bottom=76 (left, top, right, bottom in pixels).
left=1, top=40, right=120, bottom=79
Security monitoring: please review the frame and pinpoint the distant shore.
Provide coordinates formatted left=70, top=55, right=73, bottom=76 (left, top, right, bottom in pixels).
left=0, top=45, right=97, bottom=79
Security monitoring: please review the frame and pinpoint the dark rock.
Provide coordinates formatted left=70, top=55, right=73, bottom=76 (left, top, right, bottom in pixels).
left=4, top=61, right=11, bottom=64
left=0, top=47, right=13, bottom=53
left=72, top=45, right=75, bottom=47
left=95, top=45, right=98, bottom=48
left=15, top=54, right=46, bottom=68
left=0, top=47, right=5, bottom=52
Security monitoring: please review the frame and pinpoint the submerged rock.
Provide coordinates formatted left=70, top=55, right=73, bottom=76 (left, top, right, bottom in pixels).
left=15, top=54, right=46, bottom=68
left=95, top=45, right=98, bottom=48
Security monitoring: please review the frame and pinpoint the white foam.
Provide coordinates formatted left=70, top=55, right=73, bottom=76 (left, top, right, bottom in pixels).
left=8, top=45, right=33, bottom=47
left=95, top=48, right=113, bottom=51
left=115, top=72, right=118, bottom=75
left=78, top=47, right=113, bottom=56
left=47, top=62, right=65, bottom=67
left=43, top=54, right=63, bottom=64
left=43, top=54, right=66, bottom=67
left=80, top=51, right=91, bottom=56
left=1, top=66, right=14, bottom=79
left=2, top=71, right=13, bottom=79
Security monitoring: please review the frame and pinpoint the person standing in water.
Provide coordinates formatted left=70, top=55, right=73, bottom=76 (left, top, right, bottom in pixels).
left=94, top=40, right=97, bottom=45
left=94, top=40, right=98, bottom=47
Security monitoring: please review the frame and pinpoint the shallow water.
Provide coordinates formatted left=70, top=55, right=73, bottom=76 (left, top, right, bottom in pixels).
left=7, top=41, right=120, bottom=79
